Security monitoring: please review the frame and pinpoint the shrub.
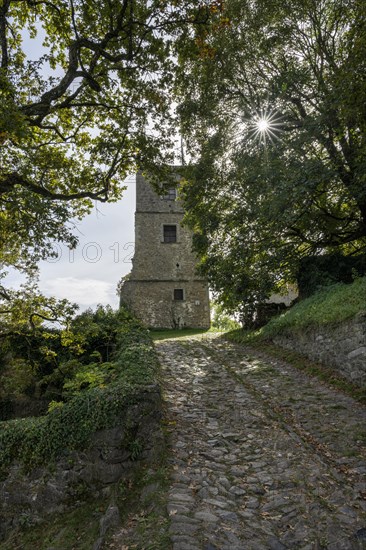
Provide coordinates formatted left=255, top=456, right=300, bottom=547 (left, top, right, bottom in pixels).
left=296, top=253, right=366, bottom=298
left=0, top=305, right=144, bottom=406
left=0, top=308, right=159, bottom=477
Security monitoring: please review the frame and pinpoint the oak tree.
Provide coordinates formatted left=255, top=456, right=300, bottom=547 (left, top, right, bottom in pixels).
left=177, top=0, right=366, bottom=317
left=0, top=0, right=213, bottom=271
left=0, top=0, right=212, bottom=331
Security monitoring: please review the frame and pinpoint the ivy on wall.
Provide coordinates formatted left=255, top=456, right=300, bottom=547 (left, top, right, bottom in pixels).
left=0, top=309, right=159, bottom=478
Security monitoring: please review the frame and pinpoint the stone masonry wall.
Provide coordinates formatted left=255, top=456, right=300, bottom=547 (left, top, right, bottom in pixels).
left=0, top=385, right=162, bottom=540
left=132, top=212, right=200, bottom=281
left=273, top=312, right=366, bottom=387
left=120, top=172, right=210, bottom=329
left=136, top=170, right=183, bottom=214
left=122, top=280, right=210, bottom=329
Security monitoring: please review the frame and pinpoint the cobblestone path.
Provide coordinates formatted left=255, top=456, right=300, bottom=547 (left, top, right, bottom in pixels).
left=157, top=334, right=366, bottom=550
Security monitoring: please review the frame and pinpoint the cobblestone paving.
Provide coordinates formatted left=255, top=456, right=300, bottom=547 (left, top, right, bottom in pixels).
left=157, top=333, right=366, bottom=550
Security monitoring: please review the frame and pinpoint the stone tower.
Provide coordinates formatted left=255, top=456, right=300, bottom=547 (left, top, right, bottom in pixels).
left=120, top=171, right=210, bottom=329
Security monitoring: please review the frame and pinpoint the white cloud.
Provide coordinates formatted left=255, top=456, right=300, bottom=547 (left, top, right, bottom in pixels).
left=43, top=277, right=117, bottom=308
left=4, top=177, right=135, bottom=310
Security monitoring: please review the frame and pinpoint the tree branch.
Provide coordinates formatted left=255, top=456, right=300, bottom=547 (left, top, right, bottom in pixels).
left=29, top=312, right=59, bottom=330
left=286, top=223, right=366, bottom=248
left=0, top=285, right=11, bottom=301
left=0, top=0, right=10, bottom=69
left=0, top=172, right=110, bottom=202
left=26, top=0, right=62, bottom=15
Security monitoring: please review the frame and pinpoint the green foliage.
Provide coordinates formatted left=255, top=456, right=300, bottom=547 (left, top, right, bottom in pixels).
left=0, top=358, right=35, bottom=399
left=0, top=280, right=77, bottom=333
left=47, top=400, right=64, bottom=413
left=128, top=438, right=144, bottom=461
left=0, top=307, right=159, bottom=476
left=0, top=304, right=144, bottom=405
left=0, top=282, right=79, bottom=397
left=0, top=0, right=213, bottom=278
left=70, top=304, right=133, bottom=363
left=297, top=253, right=366, bottom=298
left=61, top=362, right=115, bottom=396
left=211, top=301, right=240, bottom=331
left=176, top=0, right=366, bottom=317
left=228, top=277, right=366, bottom=343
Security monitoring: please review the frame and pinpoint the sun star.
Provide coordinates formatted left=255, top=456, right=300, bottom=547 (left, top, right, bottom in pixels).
left=256, top=119, right=269, bottom=132
left=232, top=107, right=283, bottom=151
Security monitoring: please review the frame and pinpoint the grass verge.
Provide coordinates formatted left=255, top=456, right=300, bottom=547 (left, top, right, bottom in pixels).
left=229, top=277, right=366, bottom=344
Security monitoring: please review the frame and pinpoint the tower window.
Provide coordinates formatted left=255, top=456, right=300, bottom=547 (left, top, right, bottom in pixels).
left=162, top=187, right=177, bottom=201
left=163, top=225, right=177, bottom=243
left=174, top=289, right=184, bottom=301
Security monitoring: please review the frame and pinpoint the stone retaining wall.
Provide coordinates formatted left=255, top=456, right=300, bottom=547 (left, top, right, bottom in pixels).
left=273, top=312, right=366, bottom=386
left=0, top=384, right=163, bottom=541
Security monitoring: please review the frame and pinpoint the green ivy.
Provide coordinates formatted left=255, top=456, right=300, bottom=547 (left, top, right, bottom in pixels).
left=0, top=312, right=159, bottom=478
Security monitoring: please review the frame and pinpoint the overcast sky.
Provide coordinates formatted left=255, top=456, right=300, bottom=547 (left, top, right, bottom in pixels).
left=39, top=177, right=136, bottom=310
left=6, top=177, right=136, bottom=311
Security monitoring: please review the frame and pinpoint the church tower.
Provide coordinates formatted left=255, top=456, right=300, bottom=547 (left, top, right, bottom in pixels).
left=119, top=172, right=210, bottom=329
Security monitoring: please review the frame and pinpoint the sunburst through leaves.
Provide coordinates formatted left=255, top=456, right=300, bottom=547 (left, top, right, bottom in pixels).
left=248, top=108, right=283, bottom=144
left=232, top=107, right=283, bottom=150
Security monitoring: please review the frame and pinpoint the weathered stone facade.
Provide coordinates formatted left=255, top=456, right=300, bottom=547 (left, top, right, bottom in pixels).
left=120, top=172, right=210, bottom=329
left=273, top=312, right=366, bottom=387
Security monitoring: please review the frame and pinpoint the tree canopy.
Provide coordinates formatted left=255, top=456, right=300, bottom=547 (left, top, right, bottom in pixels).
left=176, top=0, right=366, bottom=318
left=0, top=0, right=216, bottom=332
left=0, top=0, right=216, bottom=273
